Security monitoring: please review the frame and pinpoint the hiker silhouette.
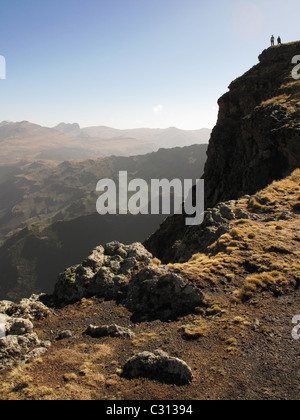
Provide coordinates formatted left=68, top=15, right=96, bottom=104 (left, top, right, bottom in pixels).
left=277, top=36, right=282, bottom=45
left=271, top=35, right=275, bottom=46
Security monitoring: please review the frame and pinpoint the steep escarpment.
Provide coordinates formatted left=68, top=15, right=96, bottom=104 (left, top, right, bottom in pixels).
left=145, top=42, right=300, bottom=263
left=204, top=41, right=300, bottom=208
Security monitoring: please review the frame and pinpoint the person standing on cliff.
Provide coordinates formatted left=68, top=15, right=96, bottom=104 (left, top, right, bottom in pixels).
left=277, top=36, right=282, bottom=45
left=271, top=35, right=275, bottom=46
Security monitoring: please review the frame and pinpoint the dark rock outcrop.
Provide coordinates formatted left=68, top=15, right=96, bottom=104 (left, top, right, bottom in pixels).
left=145, top=201, right=236, bottom=263
left=204, top=42, right=300, bottom=208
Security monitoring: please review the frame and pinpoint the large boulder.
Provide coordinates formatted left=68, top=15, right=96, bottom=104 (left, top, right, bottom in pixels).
left=122, top=350, right=194, bottom=385
left=0, top=294, right=51, bottom=370
left=53, top=242, right=153, bottom=305
left=124, top=266, right=204, bottom=320
left=3, top=294, right=51, bottom=321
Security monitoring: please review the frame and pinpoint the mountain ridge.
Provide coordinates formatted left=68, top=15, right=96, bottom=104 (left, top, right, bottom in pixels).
left=0, top=120, right=211, bottom=163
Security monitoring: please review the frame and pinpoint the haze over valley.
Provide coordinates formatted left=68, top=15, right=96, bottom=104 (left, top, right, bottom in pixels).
left=0, top=142, right=208, bottom=300
left=0, top=120, right=211, bottom=163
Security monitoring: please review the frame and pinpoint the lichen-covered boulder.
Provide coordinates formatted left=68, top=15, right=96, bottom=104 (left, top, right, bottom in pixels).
left=0, top=294, right=51, bottom=370
left=53, top=241, right=153, bottom=305
left=4, top=294, right=52, bottom=321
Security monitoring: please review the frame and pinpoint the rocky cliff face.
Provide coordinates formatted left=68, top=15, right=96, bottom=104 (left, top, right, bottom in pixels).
left=145, top=41, right=300, bottom=262
left=204, top=41, right=300, bottom=208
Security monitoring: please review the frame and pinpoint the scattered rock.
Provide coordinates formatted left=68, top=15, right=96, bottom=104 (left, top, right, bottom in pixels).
left=4, top=294, right=51, bottom=321
left=235, top=208, right=250, bottom=220
left=85, top=324, right=135, bottom=339
left=252, top=319, right=261, bottom=332
left=122, top=350, right=194, bottom=385
left=278, top=211, right=295, bottom=221
left=218, top=203, right=236, bottom=220
left=6, top=318, right=34, bottom=336
left=57, top=330, right=73, bottom=340
left=24, top=347, right=48, bottom=362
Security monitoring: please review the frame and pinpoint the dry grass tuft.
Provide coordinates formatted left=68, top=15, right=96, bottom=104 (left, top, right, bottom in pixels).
left=180, top=318, right=209, bottom=340
left=233, top=271, right=289, bottom=302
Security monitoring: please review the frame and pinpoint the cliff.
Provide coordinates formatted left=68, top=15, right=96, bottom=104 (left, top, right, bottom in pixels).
left=145, top=41, right=300, bottom=263
left=204, top=41, right=300, bottom=208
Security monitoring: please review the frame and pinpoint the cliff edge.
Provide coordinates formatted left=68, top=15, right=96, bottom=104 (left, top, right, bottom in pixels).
left=204, top=41, right=300, bottom=208
left=145, top=41, right=300, bottom=262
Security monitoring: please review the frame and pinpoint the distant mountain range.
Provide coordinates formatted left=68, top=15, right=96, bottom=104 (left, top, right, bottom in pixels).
left=0, top=121, right=211, bottom=163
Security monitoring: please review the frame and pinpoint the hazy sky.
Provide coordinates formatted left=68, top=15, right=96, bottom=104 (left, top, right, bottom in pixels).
left=0, top=0, right=299, bottom=130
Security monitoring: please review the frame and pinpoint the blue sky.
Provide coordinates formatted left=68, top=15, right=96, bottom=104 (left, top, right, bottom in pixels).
left=0, top=0, right=299, bottom=130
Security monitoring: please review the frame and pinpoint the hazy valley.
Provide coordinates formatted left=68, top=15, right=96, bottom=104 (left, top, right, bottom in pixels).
left=0, top=121, right=211, bottom=163
left=0, top=144, right=208, bottom=300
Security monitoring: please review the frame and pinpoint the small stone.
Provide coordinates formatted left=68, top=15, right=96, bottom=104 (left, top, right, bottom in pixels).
left=57, top=330, right=73, bottom=340
left=235, top=208, right=250, bottom=219
left=24, top=347, right=48, bottom=362
left=219, top=203, right=236, bottom=220
left=63, top=373, right=78, bottom=382
left=85, top=324, right=135, bottom=339
left=7, top=318, right=34, bottom=336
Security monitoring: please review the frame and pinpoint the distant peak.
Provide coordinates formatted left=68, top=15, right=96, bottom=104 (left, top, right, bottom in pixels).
left=53, top=122, right=81, bottom=134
